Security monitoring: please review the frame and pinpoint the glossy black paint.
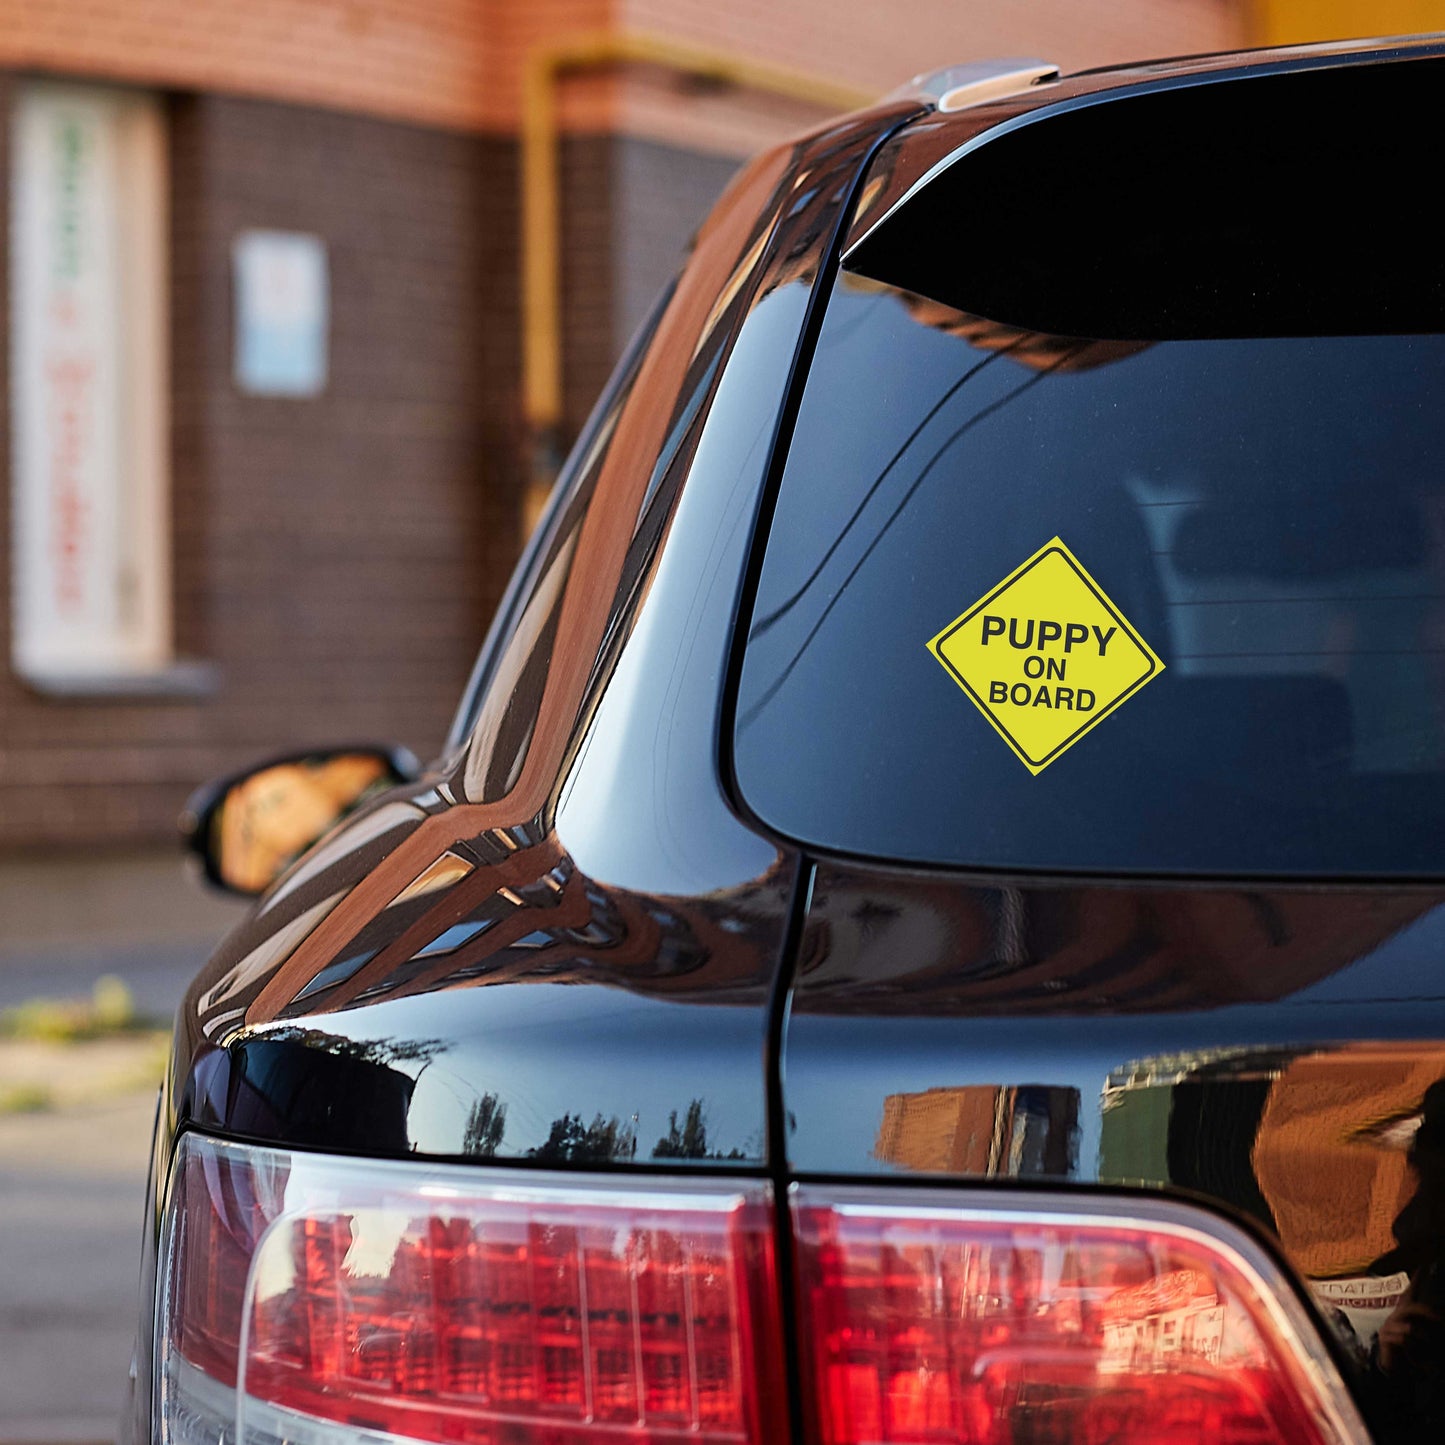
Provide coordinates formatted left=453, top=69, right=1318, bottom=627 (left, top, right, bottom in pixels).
left=122, top=97, right=918, bottom=1445
left=786, top=864, right=1445, bottom=1180
left=126, top=39, right=1445, bottom=1445
left=166, top=107, right=906, bottom=1165
left=784, top=864, right=1445, bottom=1436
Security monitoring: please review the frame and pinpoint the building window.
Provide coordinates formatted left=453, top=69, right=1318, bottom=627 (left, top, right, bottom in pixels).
left=233, top=229, right=329, bottom=398
left=9, top=80, right=173, bottom=690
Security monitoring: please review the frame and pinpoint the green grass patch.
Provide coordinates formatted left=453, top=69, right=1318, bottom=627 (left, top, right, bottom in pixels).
left=0, top=975, right=142, bottom=1043
left=0, top=1082, right=53, bottom=1114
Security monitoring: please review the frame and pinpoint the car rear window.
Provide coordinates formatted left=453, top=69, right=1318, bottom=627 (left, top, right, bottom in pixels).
left=732, top=275, right=1445, bottom=876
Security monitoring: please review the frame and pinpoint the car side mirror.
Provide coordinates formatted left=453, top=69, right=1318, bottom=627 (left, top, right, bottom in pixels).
left=181, top=745, right=421, bottom=897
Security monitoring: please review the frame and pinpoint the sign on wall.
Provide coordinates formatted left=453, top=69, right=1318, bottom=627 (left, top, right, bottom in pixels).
left=233, top=230, right=329, bottom=397
left=9, top=82, right=171, bottom=685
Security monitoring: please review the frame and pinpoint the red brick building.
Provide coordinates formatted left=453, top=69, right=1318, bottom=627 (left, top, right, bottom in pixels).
left=0, top=0, right=1419, bottom=847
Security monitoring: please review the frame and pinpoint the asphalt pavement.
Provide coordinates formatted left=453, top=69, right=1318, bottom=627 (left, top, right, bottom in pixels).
left=1, top=1094, right=158, bottom=1442
left=0, top=851, right=242, bottom=1017
left=0, top=850, right=244, bottom=1444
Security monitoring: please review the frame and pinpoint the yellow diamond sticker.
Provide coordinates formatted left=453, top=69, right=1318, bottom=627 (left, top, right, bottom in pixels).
left=926, top=537, right=1164, bottom=775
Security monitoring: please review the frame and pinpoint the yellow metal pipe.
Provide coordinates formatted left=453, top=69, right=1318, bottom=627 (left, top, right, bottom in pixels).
left=521, top=30, right=872, bottom=517
left=521, top=42, right=564, bottom=474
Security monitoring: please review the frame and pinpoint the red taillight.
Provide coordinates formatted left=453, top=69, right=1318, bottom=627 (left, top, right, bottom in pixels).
left=158, top=1139, right=1367, bottom=1445
left=158, top=1136, right=783, bottom=1445
left=791, top=1188, right=1364, bottom=1445
left=167, top=1135, right=289, bottom=1390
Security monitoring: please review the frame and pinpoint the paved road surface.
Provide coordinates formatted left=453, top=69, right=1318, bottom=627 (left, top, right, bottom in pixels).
left=0, top=1093, right=157, bottom=1443
left=0, top=939, right=218, bottom=1022
left=0, top=851, right=244, bottom=1443
left=0, top=852, right=241, bottom=1020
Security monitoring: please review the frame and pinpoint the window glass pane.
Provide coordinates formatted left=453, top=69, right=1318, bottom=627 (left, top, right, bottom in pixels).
left=734, top=275, right=1445, bottom=876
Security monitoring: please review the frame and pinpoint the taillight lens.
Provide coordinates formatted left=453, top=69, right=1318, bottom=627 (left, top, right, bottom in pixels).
left=792, top=1187, right=1365, bottom=1445
left=157, top=1137, right=1366, bottom=1445
left=158, top=1134, right=783, bottom=1445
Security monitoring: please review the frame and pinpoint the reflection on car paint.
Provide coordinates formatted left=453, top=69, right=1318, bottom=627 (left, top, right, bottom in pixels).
left=168, top=113, right=909, bottom=1188
left=787, top=860, right=1445, bottom=1399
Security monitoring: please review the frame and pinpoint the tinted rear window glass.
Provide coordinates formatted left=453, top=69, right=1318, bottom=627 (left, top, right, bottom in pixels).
left=732, top=276, right=1445, bottom=876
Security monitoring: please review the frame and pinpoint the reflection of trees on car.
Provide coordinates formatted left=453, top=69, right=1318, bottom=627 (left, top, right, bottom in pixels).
left=461, top=1093, right=506, bottom=1158
left=528, top=1112, right=638, bottom=1164
left=652, top=1099, right=748, bottom=1161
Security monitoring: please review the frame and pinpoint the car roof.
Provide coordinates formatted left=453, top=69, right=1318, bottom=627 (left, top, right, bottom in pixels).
left=1068, top=27, right=1445, bottom=82
left=902, top=27, right=1445, bottom=100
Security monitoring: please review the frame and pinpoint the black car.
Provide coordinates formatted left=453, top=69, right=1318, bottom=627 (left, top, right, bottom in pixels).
left=130, top=36, right=1445, bottom=1445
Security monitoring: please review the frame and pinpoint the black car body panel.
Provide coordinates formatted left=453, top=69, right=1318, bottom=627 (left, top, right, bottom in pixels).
left=787, top=862, right=1445, bottom=1211
left=123, top=97, right=918, bottom=1445
left=781, top=869, right=1445, bottom=1439
left=164, top=102, right=915, bottom=1164
left=127, top=37, right=1445, bottom=1445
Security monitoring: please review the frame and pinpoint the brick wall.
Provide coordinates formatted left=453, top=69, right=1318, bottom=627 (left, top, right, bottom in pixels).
left=0, top=0, right=621, bottom=133
left=612, top=0, right=1248, bottom=157
left=555, top=135, right=738, bottom=440
left=0, top=87, right=521, bottom=846
left=625, top=0, right=1243, bottom=83
left=0, top=0, right=1250, bottom=148
left=0, top=0, right=496, bottom=132
left=558, top=136, right=617, bottom=440
left=611, top=139, right=739, bottom=354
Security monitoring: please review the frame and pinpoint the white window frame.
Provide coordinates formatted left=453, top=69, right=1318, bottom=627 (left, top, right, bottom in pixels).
left=9, top=80, right=173, bottom=690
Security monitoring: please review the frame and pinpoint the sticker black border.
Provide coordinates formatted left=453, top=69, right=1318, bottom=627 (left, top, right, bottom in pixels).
left=932, top=543, right=1161, bottom=769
